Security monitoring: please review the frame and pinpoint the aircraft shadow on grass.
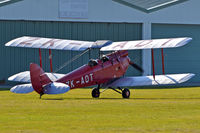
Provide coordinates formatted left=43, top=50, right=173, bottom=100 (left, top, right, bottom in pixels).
left=0, top=88, right=10, bottom=91
left=42, top=97, right=128, bottom=100
left=133, top=97, right=200, bottom=100
left=42, top=97, right=200, bottom=100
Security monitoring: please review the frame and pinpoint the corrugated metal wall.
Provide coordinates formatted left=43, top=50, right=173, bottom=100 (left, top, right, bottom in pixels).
left=0, top=20, right=142, bottom=84
left=152, top=24, right=200, bottom=83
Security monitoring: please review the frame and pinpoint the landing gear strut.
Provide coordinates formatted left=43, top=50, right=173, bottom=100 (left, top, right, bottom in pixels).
left=91, top=86, right=130, bottom=99
left=111, top=87, right=130, bottom=98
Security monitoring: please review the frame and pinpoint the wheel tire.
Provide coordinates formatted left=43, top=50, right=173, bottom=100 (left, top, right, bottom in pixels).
left=92, top=88, right=100, bottom=98
left=122, top=88, right=130, bottom=99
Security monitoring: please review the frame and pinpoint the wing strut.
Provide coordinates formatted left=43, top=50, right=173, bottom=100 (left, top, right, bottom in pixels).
left=151, top=49, right=155, bottom=80
left=49, top=49, right=53, bottom=72
left=151, top=48, right=165, bottom=80
left=39, top=48, right=42, bottom=68
left=161, top=48, right=165, bottom=75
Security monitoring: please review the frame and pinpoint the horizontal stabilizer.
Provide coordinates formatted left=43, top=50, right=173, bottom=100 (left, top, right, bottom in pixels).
left=107, top=73, right=195, bottom=87
left=43, top=82, right=70, bottom=94
left=100, top=37, right=192, bottom=51
left=8, top=71, right=65, bottom=83
left=10, top=84, right=34, bottom=94
left=10, top=82, right=70, bottom=94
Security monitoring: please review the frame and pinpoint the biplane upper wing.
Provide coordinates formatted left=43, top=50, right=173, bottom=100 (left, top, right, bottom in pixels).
left=100, top=37, right=192, bottom=51
left=5, top=36, right=111, bottom=51
left=8, top=71, right=65, bottom=83
left=106, top=73, right=195, bottom=87
left=5, top=36, right=192, bottom=51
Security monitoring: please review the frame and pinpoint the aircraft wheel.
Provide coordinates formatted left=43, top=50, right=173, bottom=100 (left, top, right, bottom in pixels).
left=122, top=88, right=130, bottom=98
left=92, top=88, right=100, bottom=98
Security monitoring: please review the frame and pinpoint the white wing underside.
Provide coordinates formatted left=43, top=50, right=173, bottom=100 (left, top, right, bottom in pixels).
left=8, top=71, right=65, bottom=83
left=106, top=73, right=195, bottom=87
left=5, top=36, right=192, bottom=51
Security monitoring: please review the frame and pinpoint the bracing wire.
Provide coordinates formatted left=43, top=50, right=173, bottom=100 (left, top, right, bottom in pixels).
left=53, top=48, right=90, bottom=73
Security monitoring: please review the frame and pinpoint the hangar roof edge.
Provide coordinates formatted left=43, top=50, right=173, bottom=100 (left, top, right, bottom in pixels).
left=0, top=0, right=23, bottom=7
left=112, top=0, right=189, bottom=13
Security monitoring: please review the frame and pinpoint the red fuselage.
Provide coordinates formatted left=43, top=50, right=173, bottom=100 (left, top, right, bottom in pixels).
left=56, top=50, right=130, bottom=89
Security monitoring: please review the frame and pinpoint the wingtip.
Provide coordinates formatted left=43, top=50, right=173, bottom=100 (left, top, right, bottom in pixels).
left=179, top=73, right=195, bottom=83
left=10, top=84, right=34, bottom=94
left=186, top=37, right=193, bottom=42
left=10, top=86, right=16, bottom=93
left=177, top=37, right=193, bottom=47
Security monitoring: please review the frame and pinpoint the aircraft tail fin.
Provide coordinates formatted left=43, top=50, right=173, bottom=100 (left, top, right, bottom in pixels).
left=30, top=63, right=70, bottom=95
left=30, top=63, right=52, bottom=94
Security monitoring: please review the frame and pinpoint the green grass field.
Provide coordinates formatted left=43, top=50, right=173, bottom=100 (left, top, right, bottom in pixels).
left=0, top=87, right=200, bottom=133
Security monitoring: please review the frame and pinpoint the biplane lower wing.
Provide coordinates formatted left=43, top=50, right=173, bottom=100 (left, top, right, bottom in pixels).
left=8, top=71, right=65, bottom=83
left=106, top=73, right=195, bottom=87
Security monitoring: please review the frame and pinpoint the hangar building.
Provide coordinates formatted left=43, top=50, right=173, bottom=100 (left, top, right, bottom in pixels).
left=0, top=0, right=199, bottom=85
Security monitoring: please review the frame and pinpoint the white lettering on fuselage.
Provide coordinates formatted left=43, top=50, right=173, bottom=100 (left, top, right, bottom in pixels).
left=70, top=80, right=74, bottom=88
left=66, top=80, right=74, bottom=88
left=66, top=73, right=94, bottom=88
left=85, top=75, right=89, bottom=83
left=81, top=73, right=94, bottom=85
left=81, top=77, right=85, bottom=84
left=89, top=73, right=93, bottom=81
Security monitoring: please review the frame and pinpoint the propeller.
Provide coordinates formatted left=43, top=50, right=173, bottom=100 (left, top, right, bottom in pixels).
left=129, top=61, right=144, bottom=73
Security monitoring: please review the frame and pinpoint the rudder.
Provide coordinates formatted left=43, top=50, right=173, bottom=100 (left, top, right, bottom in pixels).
left=30, top=63, right=52, bottom=94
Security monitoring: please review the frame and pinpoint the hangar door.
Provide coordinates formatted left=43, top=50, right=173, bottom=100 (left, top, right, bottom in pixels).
left=0, top=20, right=142, bottom=84
left=152, top=24, right=200, bottom=83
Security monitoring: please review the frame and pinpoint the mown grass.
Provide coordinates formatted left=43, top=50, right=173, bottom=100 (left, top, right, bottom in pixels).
left=0, top=87, right=200, bottom=133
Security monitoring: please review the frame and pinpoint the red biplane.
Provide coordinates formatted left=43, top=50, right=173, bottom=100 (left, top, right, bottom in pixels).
left=6, top=36, right=194, bottom=98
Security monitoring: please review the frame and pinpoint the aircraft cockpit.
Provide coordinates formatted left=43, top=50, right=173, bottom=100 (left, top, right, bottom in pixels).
left=88, top=55, right=109, bottom=67
left=88, top=59, right=98, bottom=67
left=100, top=55, right=109, bottom=63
